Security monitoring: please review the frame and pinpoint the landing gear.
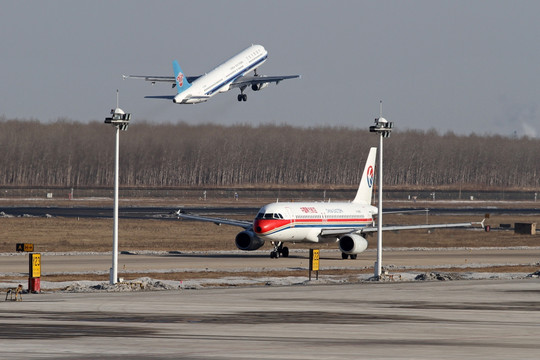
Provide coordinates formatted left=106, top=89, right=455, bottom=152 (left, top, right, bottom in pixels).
left=270, top=242, right=289, bottom=259
left=238, top=84, right=248, bottom=102
left=341, top=253, right=358, bottom=260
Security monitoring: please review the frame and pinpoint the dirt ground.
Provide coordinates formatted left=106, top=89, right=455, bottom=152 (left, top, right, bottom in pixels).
left=1, top=199, right=539, bottom=253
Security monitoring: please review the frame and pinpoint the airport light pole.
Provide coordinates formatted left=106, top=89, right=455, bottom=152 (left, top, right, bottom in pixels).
left=369, top=101, right=393, bottom=279
left=104, top=91, right=131, bottom=285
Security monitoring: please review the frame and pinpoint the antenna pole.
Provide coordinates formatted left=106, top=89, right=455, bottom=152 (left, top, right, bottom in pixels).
left=369, top=100, right=393, bottom=280
left=377, top=100, right=383, bottom=278
left=104, top=90, right=131, bottom=285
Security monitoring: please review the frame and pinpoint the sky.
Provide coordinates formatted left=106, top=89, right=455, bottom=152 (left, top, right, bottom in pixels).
left=1, top=1, right=539, bottom=137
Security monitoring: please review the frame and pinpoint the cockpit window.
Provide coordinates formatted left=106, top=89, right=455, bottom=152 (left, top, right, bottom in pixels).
left=257, top=212, right=284, bottom=220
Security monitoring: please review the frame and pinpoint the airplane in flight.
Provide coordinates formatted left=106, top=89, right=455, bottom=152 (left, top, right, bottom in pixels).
left=123, top=44, right=300, bottom=104
left=177, top=147, right=483, bottom=259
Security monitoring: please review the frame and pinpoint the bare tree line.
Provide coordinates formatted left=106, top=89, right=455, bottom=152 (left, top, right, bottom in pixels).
left=0, top=118, right=538, bottom=189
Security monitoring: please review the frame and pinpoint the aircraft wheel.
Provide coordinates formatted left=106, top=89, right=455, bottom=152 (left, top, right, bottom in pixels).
left=237, top=94, right=243, bottom=102
left=270, top=251, right=278, bottom=259
left=350, top=254, right=357, bottom=260
left=281, top=247, right=289, bottom=258
left=242, top=94, right=247, bottom=101
left=341, top=253, right=348, bottom=260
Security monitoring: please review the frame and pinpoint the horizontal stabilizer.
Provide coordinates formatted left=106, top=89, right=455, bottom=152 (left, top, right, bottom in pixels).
left=123, top=75, right=201, bottom=83
left=144, top=95, right=176, bottom=100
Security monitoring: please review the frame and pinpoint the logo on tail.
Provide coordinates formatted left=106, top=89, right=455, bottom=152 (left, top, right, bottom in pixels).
left=366, top=166, right=374, bottom=188
left=176, top=73, right=184, bottom=87
left=172, top=60, right=191, bottom=93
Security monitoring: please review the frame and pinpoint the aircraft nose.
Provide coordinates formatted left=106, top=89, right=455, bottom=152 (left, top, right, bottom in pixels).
left=254, top=219, right=275, bottom=235
left=254, top=219, right=263, bottom=234
left=254, top=218, right=284, bottom=236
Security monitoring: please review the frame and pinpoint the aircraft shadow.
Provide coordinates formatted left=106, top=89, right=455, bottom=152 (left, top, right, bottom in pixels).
left=164, top=253, right=307, bottom=260
left=121, top=250, right=306, bottom=259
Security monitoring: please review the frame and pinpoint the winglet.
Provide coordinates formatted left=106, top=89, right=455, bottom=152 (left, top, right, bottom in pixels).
left=352, top=147, right=377, bottom=204
left=172, top=60, right=191, bottom=93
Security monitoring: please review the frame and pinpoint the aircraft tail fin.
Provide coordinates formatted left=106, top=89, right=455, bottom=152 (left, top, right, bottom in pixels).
left=352, top=147, right=377, bottom=204
left=172, top=60, right=191, bottom=93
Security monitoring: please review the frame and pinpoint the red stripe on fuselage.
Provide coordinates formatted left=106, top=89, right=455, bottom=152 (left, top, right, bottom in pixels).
left=253, top=218, right=373, bottom=236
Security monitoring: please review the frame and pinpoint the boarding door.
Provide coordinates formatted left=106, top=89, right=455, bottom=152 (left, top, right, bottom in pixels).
left=285, top=207, right=295, bottom=228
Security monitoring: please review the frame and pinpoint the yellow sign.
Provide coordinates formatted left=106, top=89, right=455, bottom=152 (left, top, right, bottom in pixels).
left=310, top=249, right=320, bottom=271
left=16, top=243, right=34, bottom=252
left=29, top=253, right=41, bottom=278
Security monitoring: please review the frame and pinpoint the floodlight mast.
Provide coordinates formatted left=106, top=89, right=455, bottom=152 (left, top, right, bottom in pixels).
left=104, top=90, right=131, bottom=285
left=369, top=101, right=393, bottom=279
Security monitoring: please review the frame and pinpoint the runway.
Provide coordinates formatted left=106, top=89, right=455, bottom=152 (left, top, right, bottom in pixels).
left=2, top=279, right=540, bottom=359
left=3, top=204, right=540, bottom=219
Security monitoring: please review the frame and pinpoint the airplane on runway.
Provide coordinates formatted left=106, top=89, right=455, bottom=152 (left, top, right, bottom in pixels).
left=177, top=147, right=484, bottom=259
left=123, top=44, right=300, bottom=104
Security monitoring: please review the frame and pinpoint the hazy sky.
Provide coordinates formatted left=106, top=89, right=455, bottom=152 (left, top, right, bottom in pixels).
left=1, top=1, right=539, bottom=137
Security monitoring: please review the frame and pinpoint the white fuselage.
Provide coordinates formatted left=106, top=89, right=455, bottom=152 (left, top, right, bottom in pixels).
left=174, top=45, right=268, bottom=104
left=253, top=201, right=377, bottom=243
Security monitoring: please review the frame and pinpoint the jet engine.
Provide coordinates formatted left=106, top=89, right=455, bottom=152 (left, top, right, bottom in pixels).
left=338, top=234, right=368, bottom=254
left=251, top=83, right=269, bottom=91
left=235, top=230, right=265, bottom=251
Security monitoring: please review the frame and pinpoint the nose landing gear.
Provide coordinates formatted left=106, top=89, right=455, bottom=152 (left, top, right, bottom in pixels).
left=270, top=241, right=289, bottom=258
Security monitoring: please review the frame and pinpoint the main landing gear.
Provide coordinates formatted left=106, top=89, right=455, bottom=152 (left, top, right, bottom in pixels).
left=237, top=93, right=247, bottom=102
left=270, top=241, right=289, bottom=259
left=341, top=253, right=358, bottom=260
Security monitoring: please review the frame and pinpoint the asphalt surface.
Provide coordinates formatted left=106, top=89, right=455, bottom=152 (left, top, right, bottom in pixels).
left=2, top=204, right=540, bottom=359
left=3, top=248, right=540, bottom=276
left=2, top=279, right=540, bottom=359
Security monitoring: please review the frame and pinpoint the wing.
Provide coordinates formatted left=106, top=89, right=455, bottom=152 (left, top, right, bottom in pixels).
left=360, top=221, right=483, bottom=233
left=230, top=74, right=300, bottom=89
left=320, top=220, right=484, bottom=238
left=122, top=75, right=201, bottom=84
left=176, top=210, right=252, bottom=229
